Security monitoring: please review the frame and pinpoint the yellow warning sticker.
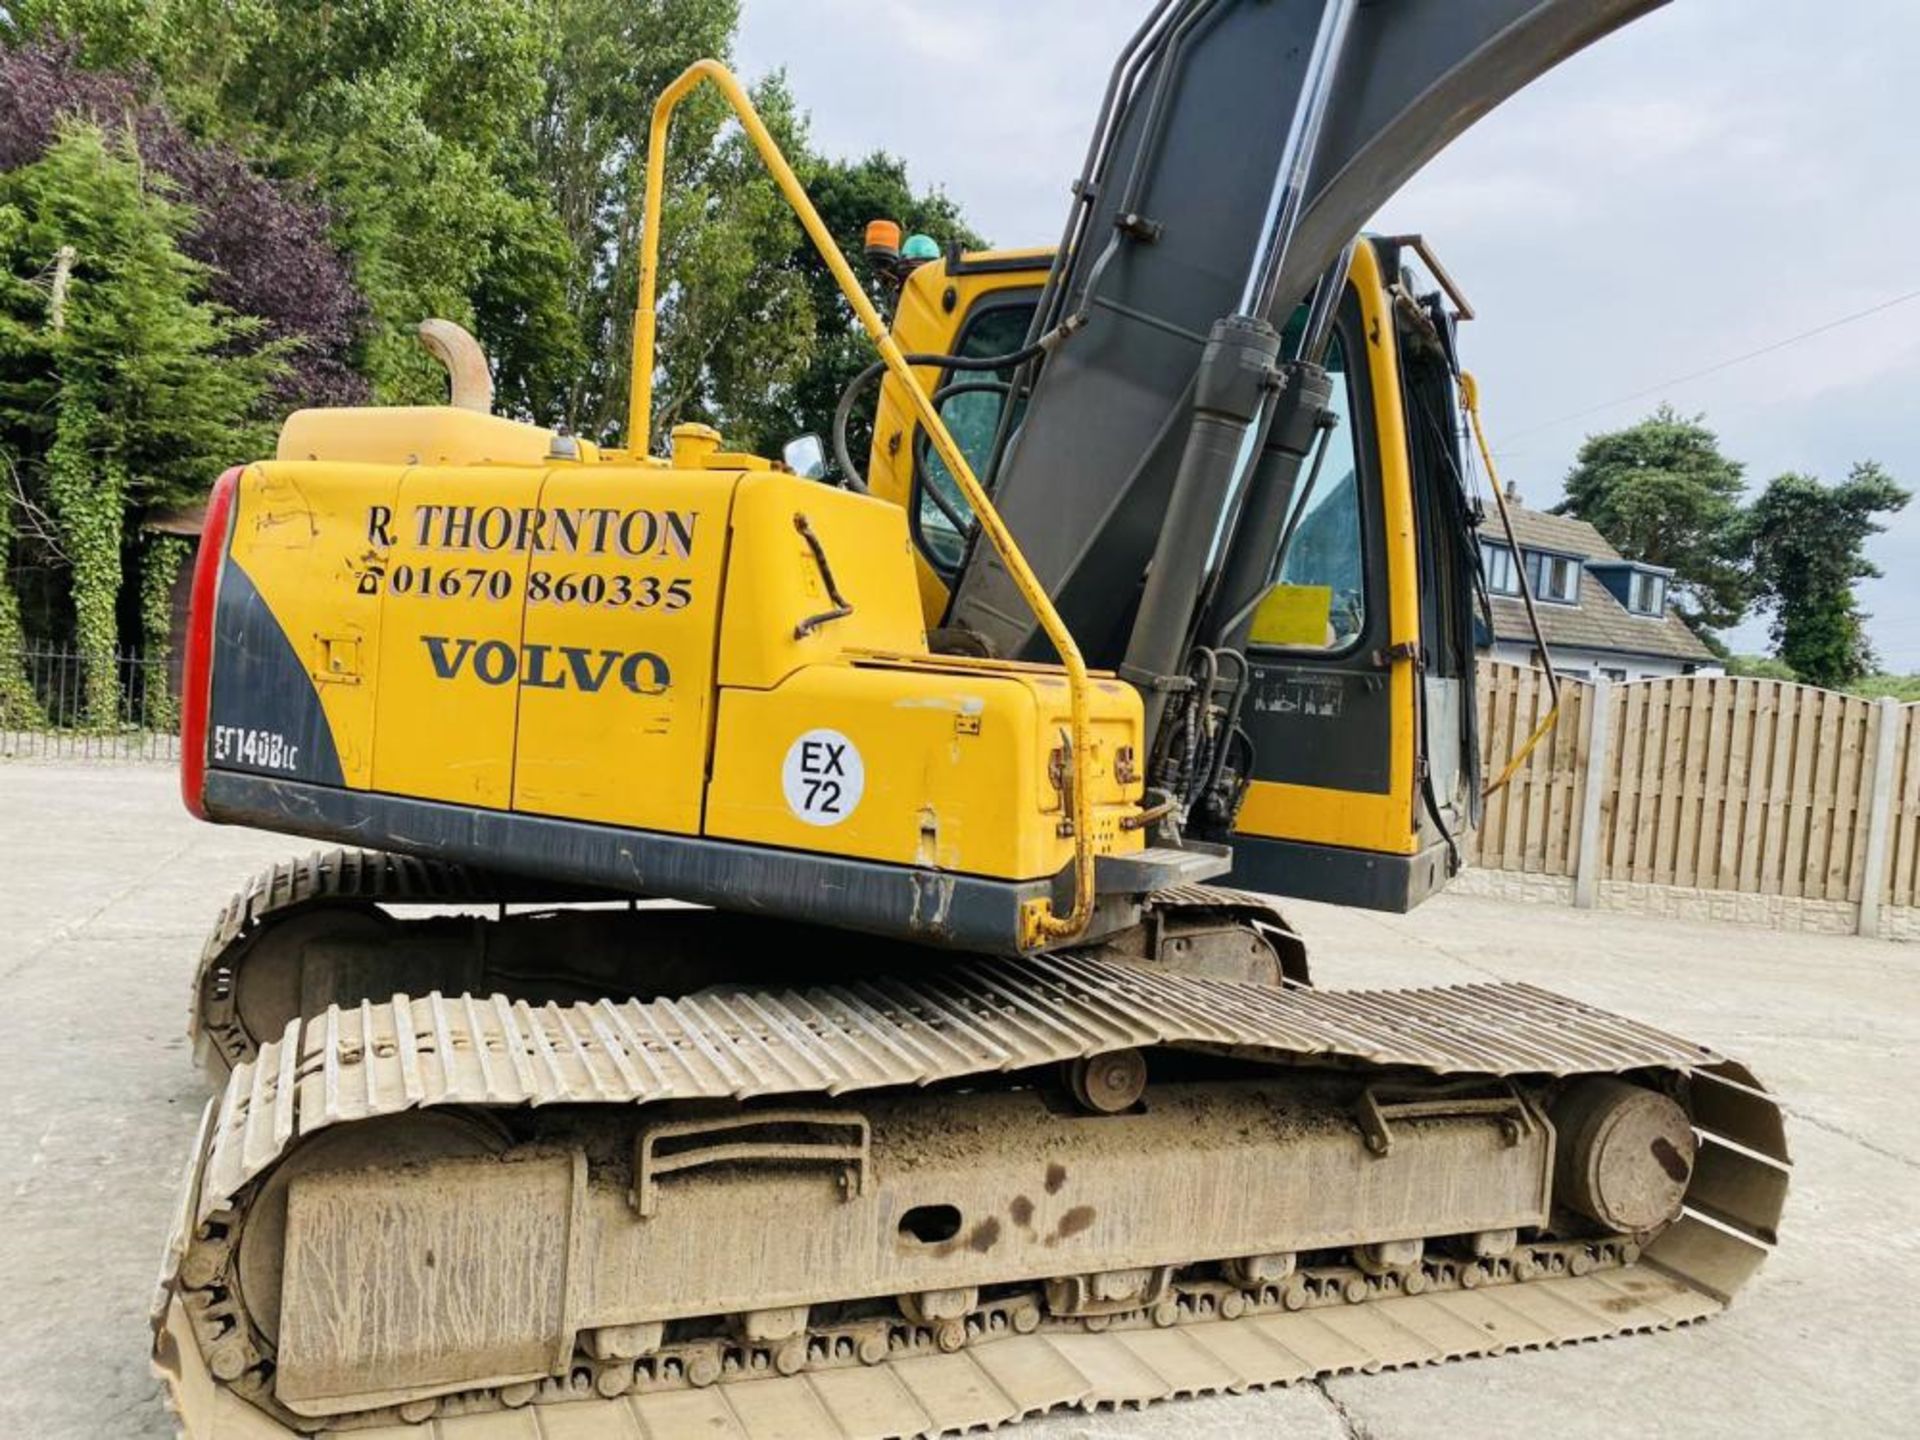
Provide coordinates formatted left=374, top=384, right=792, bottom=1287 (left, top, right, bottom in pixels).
left=1248, top=583, right=1333, bottom=648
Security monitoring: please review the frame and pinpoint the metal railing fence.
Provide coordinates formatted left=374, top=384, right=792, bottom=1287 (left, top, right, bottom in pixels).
left=0, top=643, right=181, bottom=762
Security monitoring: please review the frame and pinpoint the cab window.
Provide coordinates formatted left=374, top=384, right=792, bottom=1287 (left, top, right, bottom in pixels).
left=914, top=300, right=1036, bottom=572
left=1247, top=329, right=1368, bottom=653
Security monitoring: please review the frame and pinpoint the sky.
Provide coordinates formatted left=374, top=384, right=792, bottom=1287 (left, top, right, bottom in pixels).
left=737, top=0, right=1920, bottom=667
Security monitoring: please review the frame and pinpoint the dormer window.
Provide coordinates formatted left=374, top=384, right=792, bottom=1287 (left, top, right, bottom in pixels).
left=1481, top=541, right=1578, bottom=602
left=1581, top=559, right=1673, bottom=617
left=1528, top=551, right=1580, bottom=603
left=1628, top=569, right=1667, bottom=616
left=1483, top=542, right=1520, bottom=595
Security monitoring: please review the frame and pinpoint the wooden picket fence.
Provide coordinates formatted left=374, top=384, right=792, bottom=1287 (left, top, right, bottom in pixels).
left=1468, top=660, right=1918, bottom=931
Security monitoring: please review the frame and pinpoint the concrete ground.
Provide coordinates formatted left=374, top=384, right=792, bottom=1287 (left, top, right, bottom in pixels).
left=1, top=761, right=1913, bottom=1439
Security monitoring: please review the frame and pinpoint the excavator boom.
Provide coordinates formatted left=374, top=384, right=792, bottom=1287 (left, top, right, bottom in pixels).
left=950, top=0, right=1663, bottom=665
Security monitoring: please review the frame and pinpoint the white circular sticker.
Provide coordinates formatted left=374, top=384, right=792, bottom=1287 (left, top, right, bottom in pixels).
left=782, top=728, right=864, bottom=826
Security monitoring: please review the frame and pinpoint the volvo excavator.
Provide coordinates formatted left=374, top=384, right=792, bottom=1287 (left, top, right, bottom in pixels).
left=153, top=2, right=1790, bottom=1435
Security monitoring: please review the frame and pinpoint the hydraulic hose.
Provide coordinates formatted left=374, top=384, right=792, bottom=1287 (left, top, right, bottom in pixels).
left=831, top=340, right=1050, bottom=491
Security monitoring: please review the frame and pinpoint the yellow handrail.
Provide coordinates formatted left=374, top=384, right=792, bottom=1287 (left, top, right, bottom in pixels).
left=629, top=61, right=1096, bottom=944
left=1462, top=371, right=1560, bottom=796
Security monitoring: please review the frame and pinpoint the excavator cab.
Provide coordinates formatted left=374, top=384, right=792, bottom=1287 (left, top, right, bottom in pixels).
left=865, top=234, right=1483, bottom=911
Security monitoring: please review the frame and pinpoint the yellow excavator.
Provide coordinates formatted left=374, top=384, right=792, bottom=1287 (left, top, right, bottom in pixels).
left=154, top=2, right=1788, bottom=1436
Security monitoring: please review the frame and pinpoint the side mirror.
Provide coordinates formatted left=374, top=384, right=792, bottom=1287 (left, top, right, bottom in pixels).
left=783, top=433, right=828, bottom=481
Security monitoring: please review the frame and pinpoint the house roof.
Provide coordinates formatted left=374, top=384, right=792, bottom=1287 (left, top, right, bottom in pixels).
left=1478, top=498, right=1714, bottom=664
left=1491, top=504, right=1620, bottom=561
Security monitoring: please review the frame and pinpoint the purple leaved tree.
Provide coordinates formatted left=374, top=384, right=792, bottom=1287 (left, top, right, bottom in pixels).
left=0, top=40, right=368, bottom=409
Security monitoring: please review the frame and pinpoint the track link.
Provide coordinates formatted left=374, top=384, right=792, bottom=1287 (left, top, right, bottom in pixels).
left=189, top=849, right=1306, bottom=1075
left=190, top=849, right=621, bottom=1074
left=158, top=1237, right=1719, bottom=1439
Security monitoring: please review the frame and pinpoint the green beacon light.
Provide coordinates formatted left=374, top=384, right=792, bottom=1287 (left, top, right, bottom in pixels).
left=901, top=233, right=942, bottom=263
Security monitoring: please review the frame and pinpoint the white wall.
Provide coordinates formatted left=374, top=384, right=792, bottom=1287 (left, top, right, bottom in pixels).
left=1483, top=640, right=1720, bottom=683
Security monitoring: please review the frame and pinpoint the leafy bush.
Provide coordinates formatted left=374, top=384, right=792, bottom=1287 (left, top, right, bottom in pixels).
left=0, top=124, right=283, bottom=722
left=0, top=39, right=366, bottom=408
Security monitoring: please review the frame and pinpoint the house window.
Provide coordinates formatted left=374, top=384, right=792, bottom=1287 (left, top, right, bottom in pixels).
left=1482, top=542, right=1519, bottom=595
left=1528, top=551, right=1579, bottom=603
left=1628, top=570, right=1666, bottom=616
left=1601, top=667, right=1628, bottom=682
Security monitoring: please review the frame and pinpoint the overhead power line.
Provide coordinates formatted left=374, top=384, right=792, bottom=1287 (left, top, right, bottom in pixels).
left=1500, top=285, right=1920, bottom=445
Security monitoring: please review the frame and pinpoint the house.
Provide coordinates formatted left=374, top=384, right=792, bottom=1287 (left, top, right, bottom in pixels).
left=1476, top=488, right=1720, bottom=682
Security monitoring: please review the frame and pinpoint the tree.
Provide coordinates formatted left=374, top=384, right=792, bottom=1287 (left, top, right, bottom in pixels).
left=0, top=444, right=36, bottom=723
left=643, top=70, right=819, bottom=453
left=177, top=0, right=565, bottom=406
left=9, top=1, right=843, bottom=445
left=10, top=1, right=571, bottom=405
left=1849, top=673, right=1920, bottom=703
left=1724, top=653, right=1799, bottom=683
left=0, top=38, right=367, bottom=408
left=1555, top=405, right=1748, bottom=636
left=0, top=34, right=356, bottom=717
left=299, top=71, right=576, bottom=405
left=8, top=2, right=988, bottom=455
left=0, top=124, right=281, bottom=723
left=1742, top=462, right=1909, bottom=689
left=780, top=150, right=986, bottom=469
left=522, top=0, right=742, bottom=438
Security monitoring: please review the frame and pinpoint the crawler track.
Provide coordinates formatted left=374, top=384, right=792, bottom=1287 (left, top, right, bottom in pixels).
left=158, top=1242, right=1728, bottom=1439
left=156, top=954, right=1788, bottom=1439
left=189, top=850, right=620, bottom=1074
left=189, top=850, right=1306, bottom=1075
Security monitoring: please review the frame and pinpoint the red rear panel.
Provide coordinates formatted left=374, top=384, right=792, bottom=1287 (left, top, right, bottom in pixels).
left=179, top=467, right=240, bottom=819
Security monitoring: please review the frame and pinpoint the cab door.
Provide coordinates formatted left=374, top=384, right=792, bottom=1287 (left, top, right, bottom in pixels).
left=1400, top=287, right=1484, bottom=844
left=1221, top=241, right=1451, bottom=911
